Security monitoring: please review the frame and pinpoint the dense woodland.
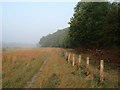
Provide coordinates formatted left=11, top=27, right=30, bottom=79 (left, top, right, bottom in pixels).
left=39, top=1, right=119, bottom=49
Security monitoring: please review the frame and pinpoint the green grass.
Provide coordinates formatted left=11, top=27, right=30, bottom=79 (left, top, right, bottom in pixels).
left=42, top=73, right=61, bottom=88
left=2, top=55, right=48, bottom=88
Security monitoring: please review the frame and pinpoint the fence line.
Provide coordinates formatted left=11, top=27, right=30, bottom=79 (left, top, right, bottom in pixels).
left=63, top=50, right=104, bottom=84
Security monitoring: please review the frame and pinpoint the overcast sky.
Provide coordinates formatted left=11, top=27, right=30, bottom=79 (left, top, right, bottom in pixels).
left=0, top=2, right=77, bottom=44
left=0, top=0, right=115, bottom=44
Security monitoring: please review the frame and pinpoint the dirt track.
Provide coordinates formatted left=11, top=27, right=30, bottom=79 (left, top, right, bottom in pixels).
left=3, top=48, right=119, bottom=88
left=24, top=48, right=84, bottom=88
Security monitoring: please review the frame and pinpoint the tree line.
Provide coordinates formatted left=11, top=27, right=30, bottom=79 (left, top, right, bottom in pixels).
left=39, top=1, right=119, bottom=49
left=39, top=28, right=69, bottom=47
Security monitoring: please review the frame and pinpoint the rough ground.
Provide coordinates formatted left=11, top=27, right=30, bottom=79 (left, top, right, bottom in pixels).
left=24, top=55, right=48, bottom=88
left=24, top=48, right=84, bottom=88
left=3, top=48, right=119, bottom=88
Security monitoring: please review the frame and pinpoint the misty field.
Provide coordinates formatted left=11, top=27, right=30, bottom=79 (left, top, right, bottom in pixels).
left=2, top=48, right=119, bottom=88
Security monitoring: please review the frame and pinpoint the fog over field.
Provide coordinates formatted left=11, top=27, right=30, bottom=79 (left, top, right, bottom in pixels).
left=2, top=42, right=36, bottom=48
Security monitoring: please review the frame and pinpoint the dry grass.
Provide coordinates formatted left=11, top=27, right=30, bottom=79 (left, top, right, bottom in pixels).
left=64, top=49, right=119, bottom=88
left=2, top=48, right=119, bottom=88
left=2, top=48, right=50, bottom=88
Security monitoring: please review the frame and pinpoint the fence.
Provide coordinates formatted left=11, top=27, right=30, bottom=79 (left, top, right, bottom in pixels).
left=63, top=50, right=104, bottom=84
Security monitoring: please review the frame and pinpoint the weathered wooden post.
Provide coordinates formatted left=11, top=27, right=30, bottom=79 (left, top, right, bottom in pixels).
left=100, top=60, right=104, bottom=83
left=68, top=53, right=71, bottom=64
left=78, top=55, right=81, bottom=69
left=79, top=55, right=81, bottom=64
left=72, top=54, right=75, bottom=66
left=65, top=52, right=68, bottom=60
left=86, top=57, right=89, bottom=69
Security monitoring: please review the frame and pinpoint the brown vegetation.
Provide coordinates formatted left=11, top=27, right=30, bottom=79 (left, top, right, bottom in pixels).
left=2, top=48, right=119, bottom=88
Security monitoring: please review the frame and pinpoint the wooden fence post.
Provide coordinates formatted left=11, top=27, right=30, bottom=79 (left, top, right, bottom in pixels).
left=79, top=55, right=81, bottom=64
left=100, top=60, right=104, bottom=83
left=68, top=53, right=70, bottom=64
left=86, top=57, right=89, bottom=69
left=65, top=52, right=68, bottom=60
left=77, top=55, right=81, bottom=70
left=72, top=54, right=75, bottom=66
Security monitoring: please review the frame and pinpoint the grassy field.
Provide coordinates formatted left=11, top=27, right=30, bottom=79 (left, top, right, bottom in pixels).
left=2, top=48, right=49, bottom=88
left=2, top=48, right=119, bottom=88
left=62, top=49, right=119, bottom=88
